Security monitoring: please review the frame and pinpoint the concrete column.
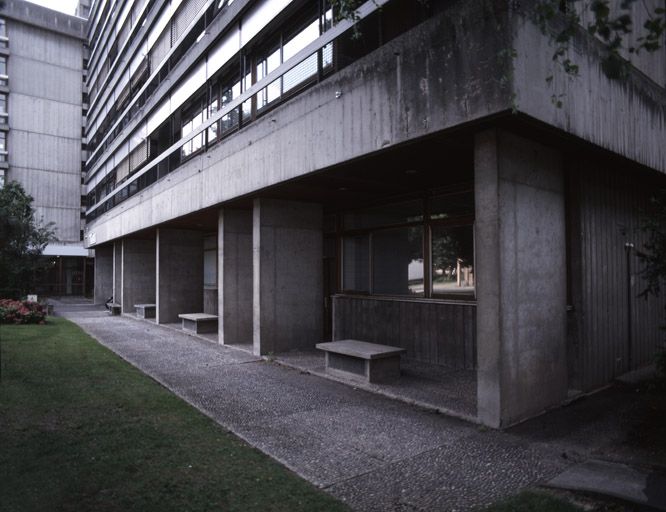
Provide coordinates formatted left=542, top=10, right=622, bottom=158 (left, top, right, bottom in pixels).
left=113, top=240, right=122, bottom=306
left=218, top=209, right=253, bottom=345
left=475, top=130, right=567, bottom=428
left=121, top=237, right=156, bottom=314
left=156, top=228, right=203, bottom=324
left=93, top=243, right=114, bottom=304
left=253, top=198, right=323, bottom=356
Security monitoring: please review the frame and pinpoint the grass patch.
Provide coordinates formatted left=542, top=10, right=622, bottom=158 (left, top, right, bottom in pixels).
left=482, top=490, right=583, bottom=512
left=0, top=317, right=349, bottom=512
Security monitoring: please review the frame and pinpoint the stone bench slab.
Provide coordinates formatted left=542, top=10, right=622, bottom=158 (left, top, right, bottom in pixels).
left=178, top=313, right=218, bottom=334
left=316, top=340, right=406, bottom=359
left=134, top=304, right=156, bottom=319
left=316, top=339, right=405, bottom=384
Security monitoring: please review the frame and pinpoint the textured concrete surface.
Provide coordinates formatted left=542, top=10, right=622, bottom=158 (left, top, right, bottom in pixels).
left=547, top=460, right=666, bottom=511
left=275, top=350, right=478, bottom=421
left=56, top=304, right=579, bottom=511
left=54, top=302, right=666, bottom=511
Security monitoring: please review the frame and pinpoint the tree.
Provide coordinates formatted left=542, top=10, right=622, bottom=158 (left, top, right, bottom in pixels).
left=332, top=0, right=665, bottom=83
left=535, top=0, right=665, bottom=81
left=0, top=182, right=55, bottom=299
left=639, top=191, right=666, bottom=299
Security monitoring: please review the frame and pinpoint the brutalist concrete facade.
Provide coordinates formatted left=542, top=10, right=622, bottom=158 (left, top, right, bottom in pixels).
left=0, top=0, right=91, bottom=295
left=83, top=0, right=666, bottom=427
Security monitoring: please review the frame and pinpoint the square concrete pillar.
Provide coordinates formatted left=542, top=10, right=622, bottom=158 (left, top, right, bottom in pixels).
left=156, top=228, right=204, bottom=324
left=475, top=130, right=567, bottom=428
left=93, top=243, right=114, bottom=305
left=253, top=198, right=323, bottom=356
left=121, top=237, right=156, bottom=315
left=218, top=209, right=253, bottom=345
left=113, top=241, right=122, bottom=306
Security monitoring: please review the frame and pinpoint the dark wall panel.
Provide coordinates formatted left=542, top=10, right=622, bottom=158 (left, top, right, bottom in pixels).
left=332, top=295, right=476, bottom=369
left=568, top=162, right=666, bottom=392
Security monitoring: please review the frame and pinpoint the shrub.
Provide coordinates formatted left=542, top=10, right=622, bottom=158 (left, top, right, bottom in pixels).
left=0, top=299, right=47, bottom=325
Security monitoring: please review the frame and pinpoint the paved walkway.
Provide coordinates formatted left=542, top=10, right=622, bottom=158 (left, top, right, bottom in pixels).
left=57, top=305, right=662, bottom=511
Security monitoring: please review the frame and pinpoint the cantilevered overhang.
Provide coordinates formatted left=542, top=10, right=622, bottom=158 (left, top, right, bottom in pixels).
left=85, top=0, right=666, bottom=248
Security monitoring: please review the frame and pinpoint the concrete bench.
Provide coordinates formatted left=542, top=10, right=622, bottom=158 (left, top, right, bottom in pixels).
left=107, top=303, right=121, bottom=316
left=134, top=303, right=156, bottom=319
left=316, top=339, right=406, bottom=384
left=178, top=313, right=218, bottom=334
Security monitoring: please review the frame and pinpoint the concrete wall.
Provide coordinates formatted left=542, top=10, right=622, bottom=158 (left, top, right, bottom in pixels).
left=156, top=228, right=203, bottom=324
left=86, top=0, right=666, bottom=248
left=513, top=4, right=666, bottom=175
left=6, top=19, right=83, bottom=244
left=1, top=0, right=87, bottom=40
left=253, top=199, right=323, bottom=355
left=475, top=130, right=567, bottom=428
left=575, top=0, right=666, bottom=88
left=93, top=243, right=113, bottom=304
left=219, top=209, right=253, bottom=345
left=113, top=240, right=122, bottom=305
left=567, top=161, right=666, bottom=392
left=121, top=238, right=156, bottom=314
left=85, top=0, right=515, bottom=246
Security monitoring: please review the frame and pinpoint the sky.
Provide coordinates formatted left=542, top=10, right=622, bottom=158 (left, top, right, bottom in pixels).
left=25, top=0, right=80, bottom=16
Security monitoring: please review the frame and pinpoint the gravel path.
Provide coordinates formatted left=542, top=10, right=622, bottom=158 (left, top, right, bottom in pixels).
left=58, top=305, right=580, bottom=511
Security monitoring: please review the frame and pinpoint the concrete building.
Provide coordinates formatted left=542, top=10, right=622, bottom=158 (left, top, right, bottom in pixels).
left=0, top=0, right=91, bottom=296
left=83, top=0, right=666, bottom=427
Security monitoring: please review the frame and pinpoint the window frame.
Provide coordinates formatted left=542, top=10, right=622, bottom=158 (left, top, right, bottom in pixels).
left=338, top=186, right=476, bottom=301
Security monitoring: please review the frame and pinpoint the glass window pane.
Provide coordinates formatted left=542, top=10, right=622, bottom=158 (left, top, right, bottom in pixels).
left=344, top=199, right=423, bottom=230
left=322, top=42, right=333, bottom=69
left=431, top=225, right=475, bottom=296
left=343, top=234, right=369, bottom=292
left=430, top=190, right=474, bottom=220
left=283, top=53, right=317, bottom=92
left=283, top=19, right=319, bottom=61
left=372, top=227, right=424, bottom=296
left=204, top=250, right=217, bottom=287
left=266, top=47, right=281, bottom=73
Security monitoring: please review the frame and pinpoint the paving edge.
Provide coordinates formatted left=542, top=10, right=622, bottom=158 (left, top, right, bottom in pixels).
left=271, top=357, right=481, bottom=426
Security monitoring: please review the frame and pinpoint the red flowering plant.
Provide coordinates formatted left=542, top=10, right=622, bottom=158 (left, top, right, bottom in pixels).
left=0, top=299, right=46, bottom=324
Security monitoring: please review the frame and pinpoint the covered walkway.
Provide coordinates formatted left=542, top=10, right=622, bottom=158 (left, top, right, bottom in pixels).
left=57, top=303, right=666, bottom=511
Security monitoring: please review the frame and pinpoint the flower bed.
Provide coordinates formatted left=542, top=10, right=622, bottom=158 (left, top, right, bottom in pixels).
left=0, top=299, right=47, bottom=324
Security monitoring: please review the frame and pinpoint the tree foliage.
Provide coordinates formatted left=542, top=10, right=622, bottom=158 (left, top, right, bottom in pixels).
left=638, top=191, right=666, bottom=298
left=0, top=182, right=55, bottom=299
left=536, top=0, right=666, bottom=81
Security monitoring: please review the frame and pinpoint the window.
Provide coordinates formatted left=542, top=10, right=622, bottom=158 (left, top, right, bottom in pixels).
left=431, top=225, right=474, bottom=297
left=208, top=71, right=241, bottom=143
left=0, top=130, right=6, bottom=160
left=0, top=18, right=6, bottom=48
left=341, top=190, right=475, bottom=299
left=181, top=96, right=206, bottom=159
left=0, top=93, right=7, bottom=114
left=203, top=235, right=217, bottom=288
left=246, top=5, right=333, bottom=118
left=0, top=57, right=6, bottom=85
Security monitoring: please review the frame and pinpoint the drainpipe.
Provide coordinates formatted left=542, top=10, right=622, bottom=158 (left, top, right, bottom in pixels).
left=625, top=242, right=634, bottom=373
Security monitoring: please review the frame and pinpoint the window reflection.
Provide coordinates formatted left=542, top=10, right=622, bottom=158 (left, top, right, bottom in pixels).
left=372, top=227, right=424, bottom=296
left=343, top=234, right=369, bottom=293
left=431, top=225, right=474, bottom=296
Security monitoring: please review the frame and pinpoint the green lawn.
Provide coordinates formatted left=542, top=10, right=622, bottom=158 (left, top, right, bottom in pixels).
left=0, top=317, right=349, bottom=512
